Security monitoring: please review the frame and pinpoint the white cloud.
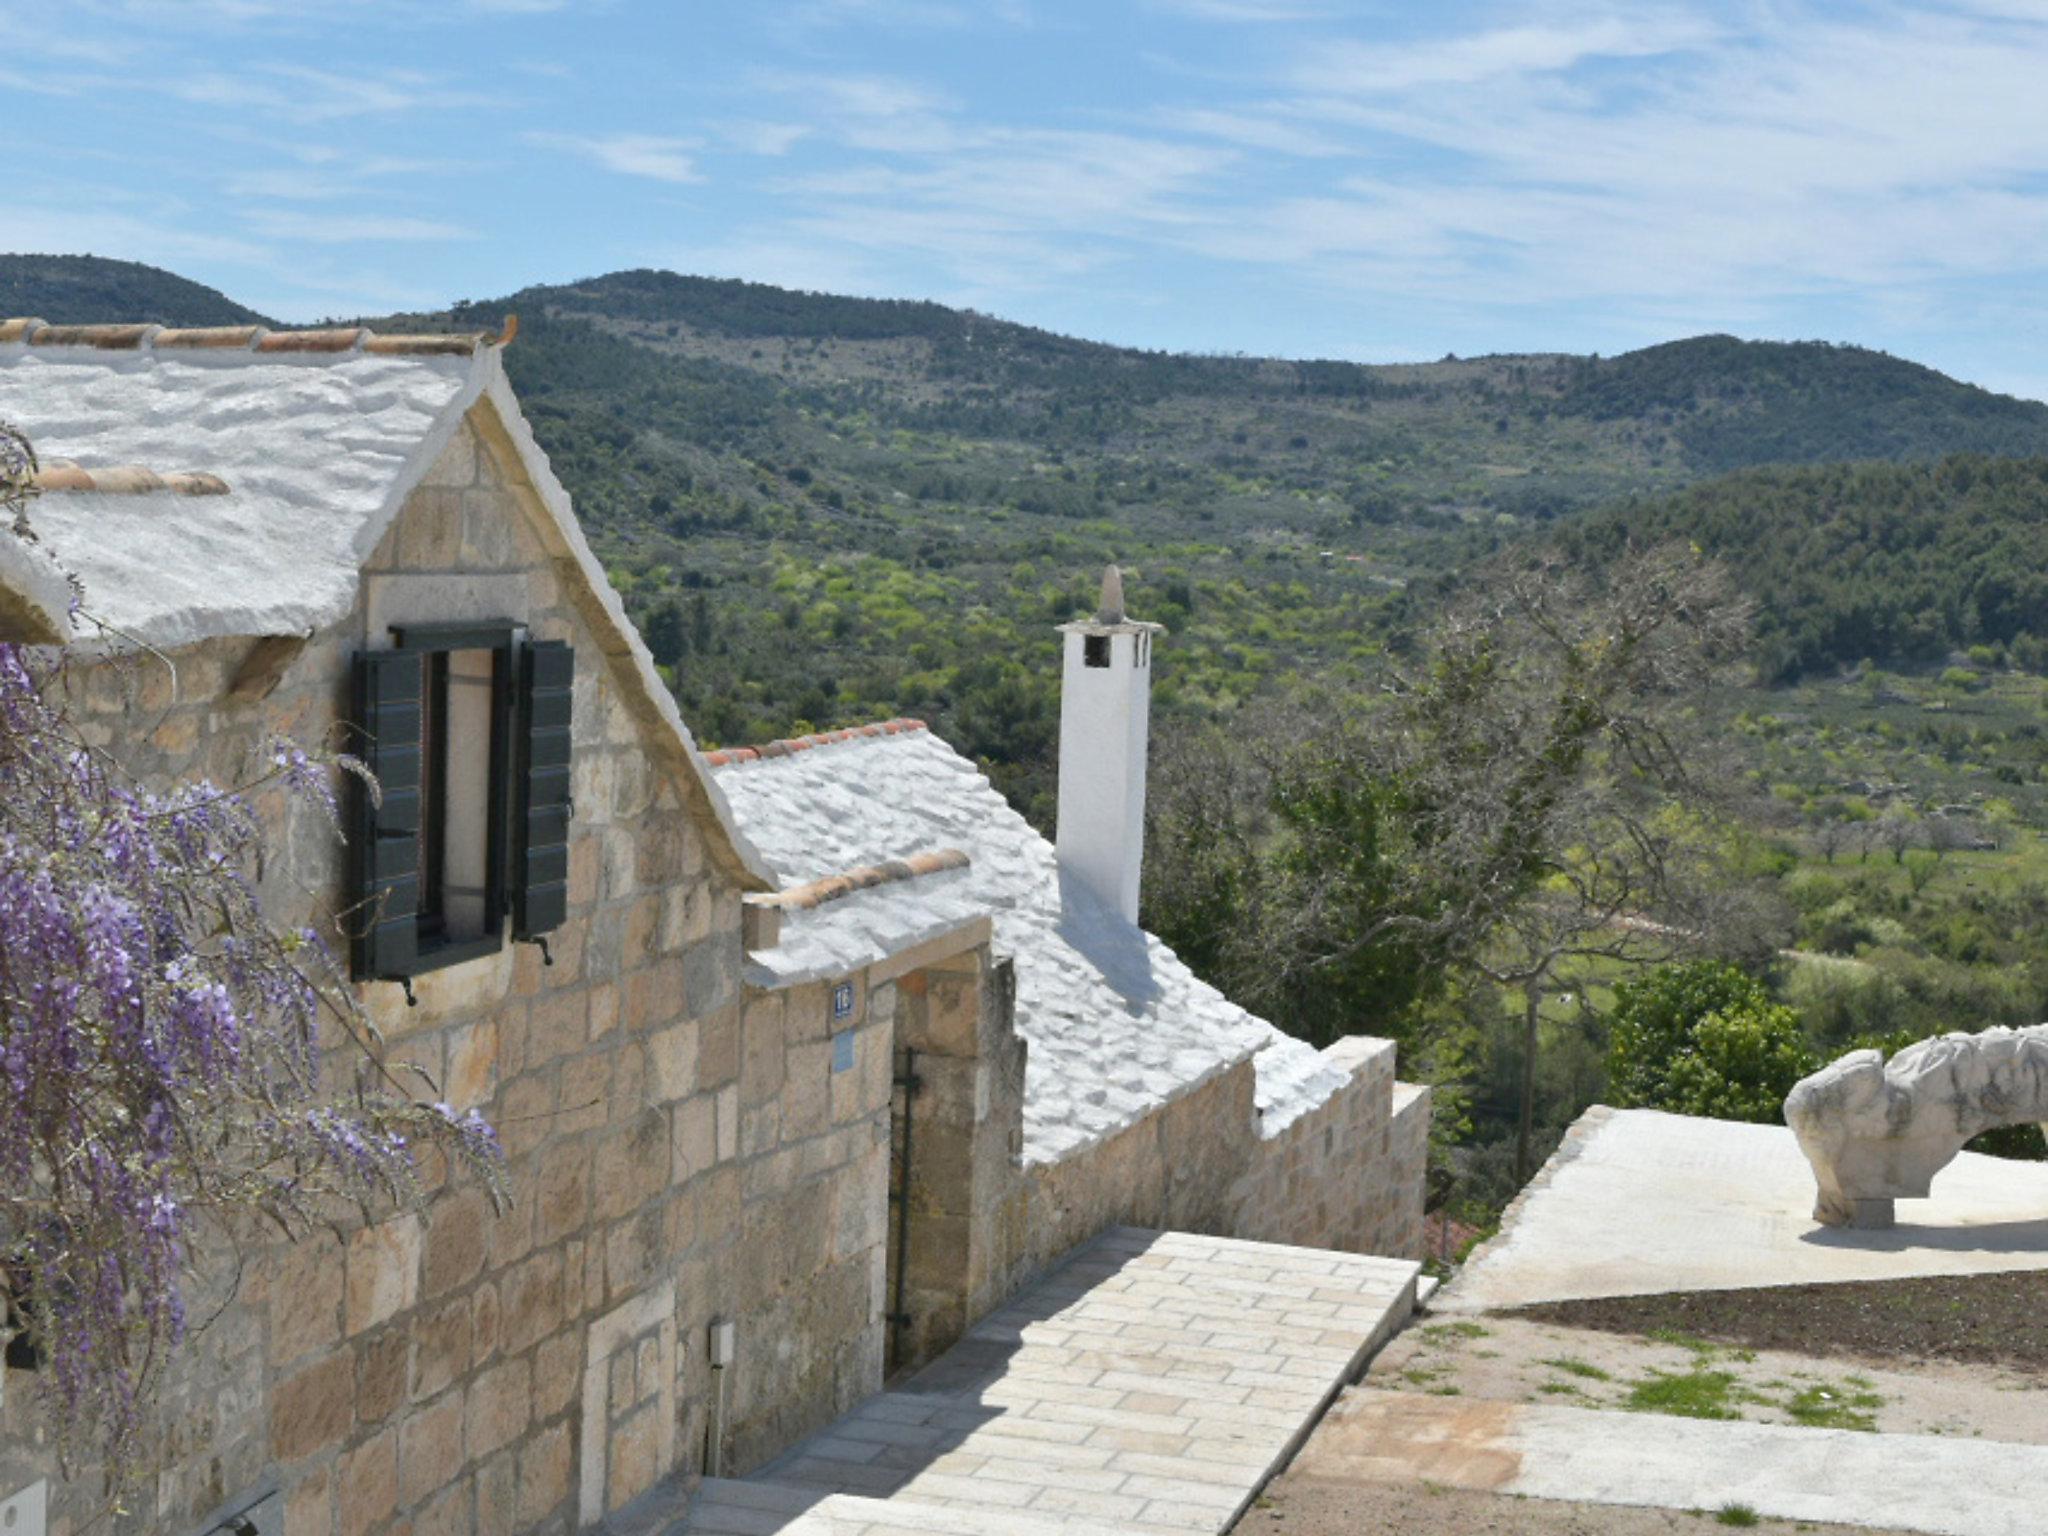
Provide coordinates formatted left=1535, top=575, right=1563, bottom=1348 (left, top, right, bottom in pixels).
left=717, top=120, right=810, bottom=156
left=526, top=132, right=702, bottom=184
left=1145, top=0, right=1332, bottom=19
left=243, top=210, right=475, bottom=243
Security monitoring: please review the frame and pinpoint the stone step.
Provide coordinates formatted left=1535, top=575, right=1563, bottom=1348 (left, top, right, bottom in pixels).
left=679, top=1478, right=1142, bottom=1536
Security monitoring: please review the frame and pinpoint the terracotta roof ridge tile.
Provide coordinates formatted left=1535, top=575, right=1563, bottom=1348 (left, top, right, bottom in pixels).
left=0, top=314, right=518, bottom=358
left=31, top=460, right=229, bottom=496
left=702, top=717, right=928, bottom=768
left=746, top=847, right=971, bottom=913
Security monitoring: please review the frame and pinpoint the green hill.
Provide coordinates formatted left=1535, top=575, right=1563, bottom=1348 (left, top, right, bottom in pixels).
left=1564, top=455, right=2048, bottom=682
left=12, top=255, right=2048, bottom=804
left=0, top=254, right=273, bottom=329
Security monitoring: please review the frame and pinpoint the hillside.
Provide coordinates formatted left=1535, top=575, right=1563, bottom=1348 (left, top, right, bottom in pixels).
left=0, top=254, right=272, bottom=329
left=1564, top=455, right=2048, bottom=681
left=11, top=256, right=2048, bottom=810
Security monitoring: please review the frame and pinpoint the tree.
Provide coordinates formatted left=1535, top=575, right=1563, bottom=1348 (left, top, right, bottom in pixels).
left=1608, top=961, right=1816, bottom=1123
left=643, top=598, right=688, bottom=669
left=0, top=424, right=505, bottom=1481
left=1310, top=543, right=1775, bottom=1178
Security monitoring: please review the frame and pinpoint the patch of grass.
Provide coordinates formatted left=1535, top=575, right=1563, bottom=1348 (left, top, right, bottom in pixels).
left=1421, top=1321, right=1491, bottom=1341
left=1541, top=1356, right=1612, bottom=1381
left=1784, top=1381, right=1882, bottom=1431
left=1716, top=1504, right=1762, bottom=1527
left=1400, top=1366, right=1446, bottom=1387
left=1538, top=1382, right=1585, bottom=1398
left=1627, top=1367, right=1743, bottom=1421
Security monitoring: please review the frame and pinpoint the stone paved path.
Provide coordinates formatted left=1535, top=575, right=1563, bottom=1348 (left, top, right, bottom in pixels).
left=672, top=1227, right=1420, bottom=1535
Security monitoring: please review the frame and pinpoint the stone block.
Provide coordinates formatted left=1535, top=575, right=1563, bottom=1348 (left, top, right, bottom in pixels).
left=684, top=934, right=739, bottom=1016
left=413, top=1297, right=472, bottom=1402
left=422, top=1188, right=491, bottom=1300
left=648, top=1019, right=699, bottom=1103
left=397, top=1388, right=466, bottom=1508
left=337, top=1429, right=397, bottom=1536
left=608, top=1400, right=663, bottom=1512
left=345, top=1215, right=422, bottom=1336
left=500, top=1250, right=566, bottom=1356
left=357, top=1323, right=410, bottom=1426
left=268, top=1234, right=344, bottom=1366
left=533, top=1329, right=581, bottom=1419
left=672, top=1092, right=718, bottom=1183
left=533, top=1142, right=592, bottom=1247
left=518, top=1420, right=573, bottom=1526
left=466, top=1355, right=531, bottom=1458
left=283, top=1459, right=333, bottom=1536
left=699, top=1004, right=741, bottom=1087
left=270, top=1347, right=355, bottom=1462
left=475, top=1449, right=518, bottom=1536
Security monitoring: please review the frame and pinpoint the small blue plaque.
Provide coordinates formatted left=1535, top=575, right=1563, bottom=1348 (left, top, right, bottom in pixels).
left=832, top=1032, right=856, bottom=1074
left=832, top=982, right=855, bottom=1020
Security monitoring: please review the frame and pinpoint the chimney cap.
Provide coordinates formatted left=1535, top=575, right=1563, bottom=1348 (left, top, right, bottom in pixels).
left=1056, top=562, right=1165, bottom=637
left=1097, top=565, right=1125, bottom=624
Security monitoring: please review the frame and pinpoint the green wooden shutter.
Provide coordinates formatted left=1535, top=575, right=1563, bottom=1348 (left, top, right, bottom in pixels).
left=514, top=639, right=574, bottom=939
left=351, top=649, right=423, bottom=980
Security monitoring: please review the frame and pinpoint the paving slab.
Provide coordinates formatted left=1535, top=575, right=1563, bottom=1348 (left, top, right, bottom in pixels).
left=1445, top=1105, right=2048, bottom=1312
left=672, top=1227, right=1419, bottom=1535
left=1292, top=1387, right=2048, bottom=1536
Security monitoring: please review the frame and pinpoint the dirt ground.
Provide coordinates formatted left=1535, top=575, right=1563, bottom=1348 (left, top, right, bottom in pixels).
left=1516, top=1271, right=2048, bottom=1372
left=1365, top=1313, right=2048, bottom=1440
left=1239, top=1478, right=1926, bottom=1535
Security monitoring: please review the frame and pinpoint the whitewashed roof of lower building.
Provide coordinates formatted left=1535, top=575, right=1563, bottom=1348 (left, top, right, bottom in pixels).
left=708, top=725, right=1352, bottom=1165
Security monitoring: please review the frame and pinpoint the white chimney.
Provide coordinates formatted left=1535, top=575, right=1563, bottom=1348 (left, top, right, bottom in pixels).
left=1055, top=566, right=1164, bottom=924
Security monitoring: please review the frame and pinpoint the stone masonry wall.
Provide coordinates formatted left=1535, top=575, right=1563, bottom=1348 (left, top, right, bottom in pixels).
left=1228, top=1039, right=1428, bottom=1261
left=0, top=406, right=898, bottom=1536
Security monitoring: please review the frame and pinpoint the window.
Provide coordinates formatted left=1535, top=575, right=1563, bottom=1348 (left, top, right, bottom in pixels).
left=1083, top=633, right=1111, bottom=668
left=351, top=625, right=573, bottom=986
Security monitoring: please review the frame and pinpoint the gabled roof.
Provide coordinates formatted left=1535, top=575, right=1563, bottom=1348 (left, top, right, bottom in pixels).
left=0, top=315, right=774, bottom=890
left=0, top=317, right=505, bottom=648
left=709, top=723, right=1353, bottom=1165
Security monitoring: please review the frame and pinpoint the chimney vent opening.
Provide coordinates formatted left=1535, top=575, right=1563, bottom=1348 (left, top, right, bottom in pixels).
left=1084, top=634, right=1111, bottom=668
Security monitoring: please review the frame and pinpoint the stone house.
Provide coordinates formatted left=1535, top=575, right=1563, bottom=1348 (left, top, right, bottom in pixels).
left=0, top=314, right=1424, bottom=1536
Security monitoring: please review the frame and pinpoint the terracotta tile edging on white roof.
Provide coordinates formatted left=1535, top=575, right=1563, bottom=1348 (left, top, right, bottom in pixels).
left=749, top=848, right=969, bottom=912
left=0, top=315, right=516, bottom=357
left=703, top=718, right=928, bottom=767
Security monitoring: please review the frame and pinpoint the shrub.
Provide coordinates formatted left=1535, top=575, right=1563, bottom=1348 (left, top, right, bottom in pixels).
left=1607, top=962, right=1816, bottom=1124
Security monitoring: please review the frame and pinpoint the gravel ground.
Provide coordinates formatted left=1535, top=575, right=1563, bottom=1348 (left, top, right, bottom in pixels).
left=1366, top=1314, right=2048, bottom=1440
left=1515, top=1272, right=2048, bottom=1373
left=1239, top=1478, right=1926, bottom=1535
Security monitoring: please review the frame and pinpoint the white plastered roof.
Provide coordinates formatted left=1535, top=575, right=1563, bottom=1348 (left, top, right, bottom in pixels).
left=710, top=728, right=1353, bottom=1165
left=0, top=329, right=773, bottom=888
left=0, top=340, right=481, bottom=649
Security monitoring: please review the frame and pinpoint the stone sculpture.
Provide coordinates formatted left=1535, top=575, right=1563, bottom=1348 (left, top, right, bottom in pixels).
left=1784, top=1025, right=2048, bottom=1227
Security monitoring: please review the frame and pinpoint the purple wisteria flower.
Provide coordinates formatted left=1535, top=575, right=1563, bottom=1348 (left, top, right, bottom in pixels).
left=0, top=641, right=505, bottom=1483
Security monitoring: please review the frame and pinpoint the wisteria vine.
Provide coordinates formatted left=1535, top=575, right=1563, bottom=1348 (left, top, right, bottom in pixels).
left=0, top=423, right=505, bottom=1479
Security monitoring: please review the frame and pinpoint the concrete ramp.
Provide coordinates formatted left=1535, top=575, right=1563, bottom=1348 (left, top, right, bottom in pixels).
left=1446, top=1106, right=2048, bottom=1312
left=672, top=1227, right=1420, bottom=1534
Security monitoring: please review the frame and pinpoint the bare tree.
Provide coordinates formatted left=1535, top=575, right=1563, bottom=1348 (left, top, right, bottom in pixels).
left=1306, top=543, right=1774, bottom=1178
left=1813, top=817, right=1851, bottom=864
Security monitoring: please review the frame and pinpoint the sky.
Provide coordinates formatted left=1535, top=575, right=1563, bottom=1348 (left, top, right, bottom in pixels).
left=7, top=0, right=2048, bottom=397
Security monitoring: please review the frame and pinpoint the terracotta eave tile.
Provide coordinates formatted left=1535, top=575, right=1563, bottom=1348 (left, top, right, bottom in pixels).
left=364, top=332, right=486, bottom=357
left=750, top=847, right=971, bottom=912
left=703, top=718, right=929, bottom=769
left=0, top=318, right=47, bottom=344
left=28, top=323, right=158, bottom=349
left=256, top=326, right=368, bottom=354
left=154, top=326, right=266, bottom=350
